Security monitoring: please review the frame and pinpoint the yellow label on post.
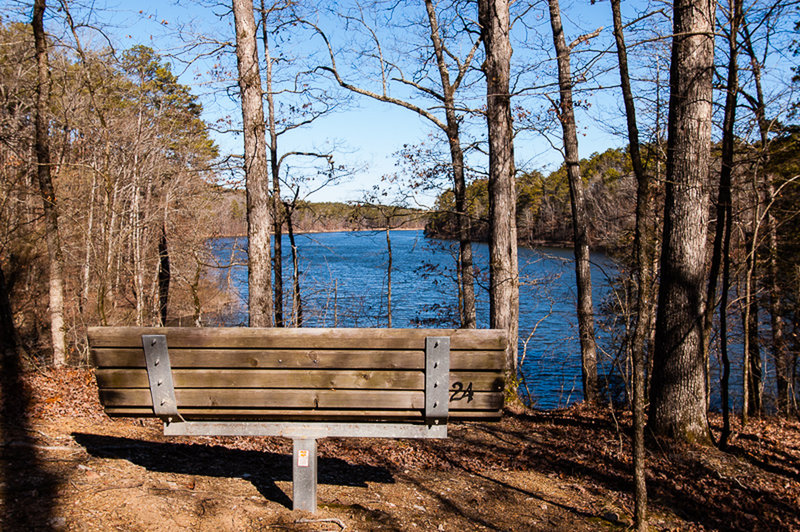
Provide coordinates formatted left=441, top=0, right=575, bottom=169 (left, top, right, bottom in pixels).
left=298, top=449, right=310, bottom=467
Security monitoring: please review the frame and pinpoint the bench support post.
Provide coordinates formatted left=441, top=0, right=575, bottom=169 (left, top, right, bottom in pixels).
left=292, top=438, right=317, bottom=512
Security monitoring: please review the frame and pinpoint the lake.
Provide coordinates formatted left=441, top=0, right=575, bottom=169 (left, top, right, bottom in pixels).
left=209, top=229, right=618, bottom=410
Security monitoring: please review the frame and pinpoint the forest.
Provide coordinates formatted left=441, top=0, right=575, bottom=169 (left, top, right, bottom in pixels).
left=1, top=0, right=799, bottom=529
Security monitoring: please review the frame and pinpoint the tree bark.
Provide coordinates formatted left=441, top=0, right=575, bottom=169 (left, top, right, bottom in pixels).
left=547, top=0, right=599, bottom=404
left=479, top=0, right=519, bottom=384
left=233, top=0, right=274, bottom=327
left=648, top=0, right=715, bottom=444
left=260, top=0, right=284, bottom=327
left=32, top=0, right=67, bottom=366
left=611, top=0, right=651, bottom=526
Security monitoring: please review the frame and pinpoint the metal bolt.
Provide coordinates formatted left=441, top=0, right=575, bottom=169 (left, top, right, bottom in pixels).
left=151, top=339, right=157, bottom=346
left=157, top=379, right=163, bottom=386
left=434, top=381, right=439, bottom=388
left=434, top=341, right=439, bottom=348
left=434, top=362, right=438, bottom=368
left=433, top=401, right=438, bottom=408
left=161, top=399, right=167, bottom=405
left=154, top=359, right=160, bottom=366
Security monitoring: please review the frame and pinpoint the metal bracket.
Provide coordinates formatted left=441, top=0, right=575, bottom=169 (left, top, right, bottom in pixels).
left=425, top=336, right=450, bottom=424
left=141, top=334, right=180, bottom=423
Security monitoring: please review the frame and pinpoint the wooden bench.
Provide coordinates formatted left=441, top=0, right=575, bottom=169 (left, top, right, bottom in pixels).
left=88, top=326, right=507, bottom=511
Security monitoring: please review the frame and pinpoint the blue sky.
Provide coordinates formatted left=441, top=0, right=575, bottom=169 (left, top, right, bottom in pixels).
left=21, top=0, right=647, bottom=207
left=17, top=0, right=795, bottom=207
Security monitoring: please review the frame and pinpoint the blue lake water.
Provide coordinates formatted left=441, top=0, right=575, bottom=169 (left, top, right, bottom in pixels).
left=209, top=229, right=618, bottom=410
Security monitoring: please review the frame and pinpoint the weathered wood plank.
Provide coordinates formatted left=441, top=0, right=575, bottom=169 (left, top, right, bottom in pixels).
left=95, top=369, right=504, bottom=392
left=99, top=389, right=502, bottom=410
left=101, top=407, right=502, bottom=421
left=88, top=327, right=507, bottom=350
left=91, top=348, right=505, bottom=371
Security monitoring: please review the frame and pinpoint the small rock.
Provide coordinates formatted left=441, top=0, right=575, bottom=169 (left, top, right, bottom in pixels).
left=413, top=504, right=426, bottom=512
left=49, top=517, right=67, bottom=530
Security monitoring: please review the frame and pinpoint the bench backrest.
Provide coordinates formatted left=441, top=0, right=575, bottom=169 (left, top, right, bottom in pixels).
left=89, top=327, right=507, bottom=423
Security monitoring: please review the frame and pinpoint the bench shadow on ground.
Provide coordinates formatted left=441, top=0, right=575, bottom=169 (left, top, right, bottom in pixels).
left=72, top=433, right=394, bottom=509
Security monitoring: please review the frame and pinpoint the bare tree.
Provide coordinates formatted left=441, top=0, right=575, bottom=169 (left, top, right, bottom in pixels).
left=32, top=0, right=67, bottom=365
left=479, top=0, right=519, bottom=384
left=310, top=1, right=480, bottom=328
left=611, top=0, right=652, bottom=525
left=546, top=0, right=599, bottom=404
left=648, top=0, right=716, bottom=444
left=232, top=0, right=274, bottom=327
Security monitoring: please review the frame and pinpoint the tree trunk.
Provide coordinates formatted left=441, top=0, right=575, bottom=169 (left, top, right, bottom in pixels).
left=712, top=0, right=741, bottom=447
left=233, top=0, right=274, bottom=327
left=32, top=0, right=67, bottom=366
left=547, top=0, right=598, bottom=404
left=479, top=0, right=519, bottom=385
left=0, top=264, right=17, bottom=357
left=157, top=222, right=170, bottom=326
left=423, top=0, right=476, bottom=329
left=746, top=277, right=762, bottom=418
left=285, top=200, right=303, bottom=327
left=260, top=0, right=283, bottom=327
left=611, top=0, right=651, bottom=526
left=767, top=175, right=788, bottom=413
left=647, top=0, right=715, bottom=444
left=386, top=226, right=392, bottom=328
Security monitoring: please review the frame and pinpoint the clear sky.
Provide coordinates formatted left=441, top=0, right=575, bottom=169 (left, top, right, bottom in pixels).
left=9, top=0, right=684, bottom=206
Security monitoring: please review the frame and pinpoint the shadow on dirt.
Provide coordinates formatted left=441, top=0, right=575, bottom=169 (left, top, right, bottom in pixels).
left=72, top=433, right=394, bottom=509
left=1, top=265, right=61, bottom=531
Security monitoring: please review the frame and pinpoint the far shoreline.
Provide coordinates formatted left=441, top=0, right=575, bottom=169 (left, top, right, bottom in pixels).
left=213, top=226, right=427, bottom=239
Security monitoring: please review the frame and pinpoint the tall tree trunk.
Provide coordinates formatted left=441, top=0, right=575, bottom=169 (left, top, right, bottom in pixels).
left=611, top=0, right=652, bottom=526
left=648, top=0, right=715, bottom=444
left=32, top=0, right=67, bottom=366
left=386, top=226, right=392, bottom=328
left=741, top=16, right=783, bottom=416
left=547, top=0, right=598, bottom=404
left=260, top=0, right=283, bottom=327
left=479, top=0, right=519, bottom=386
left=711, top=0, right=741, bottom=447
left=285, top=202, right=303, bottom=327
left=233, top=0, right=274, bottom=327
left=766, top=175, right=788, bottom=413
left=423, top=0, right=476, bottom=329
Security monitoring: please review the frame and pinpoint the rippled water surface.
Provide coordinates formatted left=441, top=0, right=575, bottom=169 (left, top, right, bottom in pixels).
left=210, top=230, right=618, bottom=410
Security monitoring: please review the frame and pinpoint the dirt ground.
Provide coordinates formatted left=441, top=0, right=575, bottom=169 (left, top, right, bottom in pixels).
left=1, top=368, right=799, bottom=531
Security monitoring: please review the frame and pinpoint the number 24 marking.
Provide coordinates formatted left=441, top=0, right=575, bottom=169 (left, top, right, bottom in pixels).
left=450, top=381, right=474, bottom=402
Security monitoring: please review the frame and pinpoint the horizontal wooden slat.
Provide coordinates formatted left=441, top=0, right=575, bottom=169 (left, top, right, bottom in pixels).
left=95, top=369, right=503, bottom=392
left=91, top=348, right=505, bottom=371
left=88, top=327, right=507, bottom=351
left=99, top=389, right=502, bottom=411
left=101, top=408, right=502, bottom=421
